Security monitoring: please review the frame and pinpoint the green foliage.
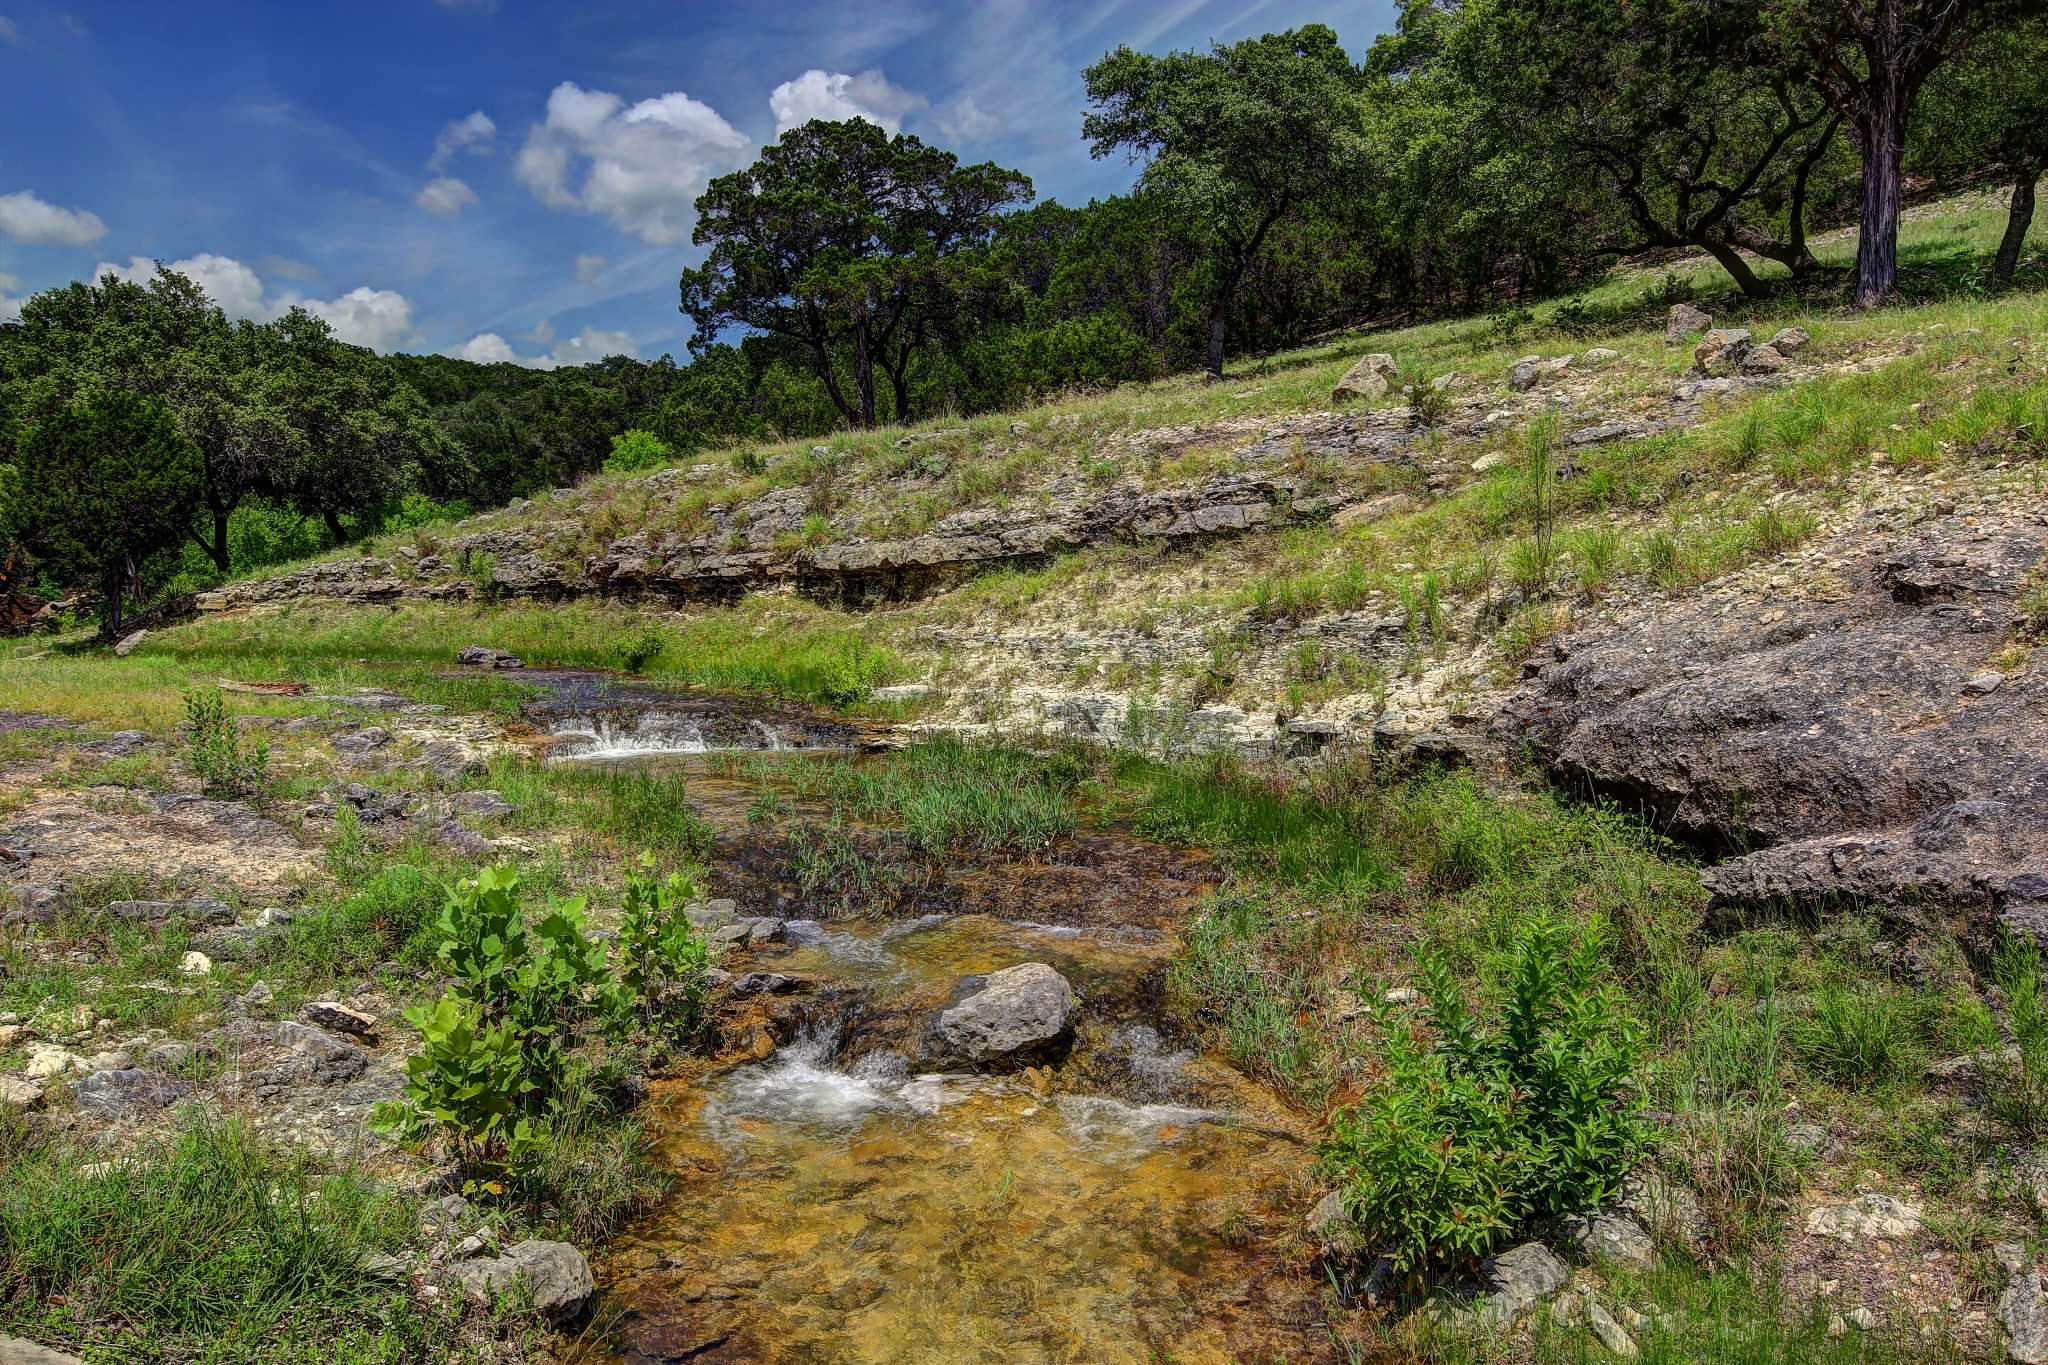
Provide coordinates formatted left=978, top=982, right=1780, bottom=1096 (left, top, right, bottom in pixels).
left=10, top=387, right=202, bottom=636
left=614, top=854, right=712, bottom=1039
left=817, top=639, right=894, bottom=708
left=1324, top=913, right=1648, bottom=1275
left=603, top=427, right=672, bottom=475
left=614, top=622, right=672, bottom=673
left=788, top=738, right=1081, bottom=857
left=181, top=687, right=269, bottom=799
left=1984, top=929, right=2048, bottom=1138
left=376, top=994, right=544, bottom=1191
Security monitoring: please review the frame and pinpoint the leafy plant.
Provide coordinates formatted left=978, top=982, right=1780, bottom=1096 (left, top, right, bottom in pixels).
left=182, top=688, right=269, bottom=799
left=603, top=427, right=672, bottom=475
left=1406, top=373, right=1454, bottom=431
left=614, top=622, right=671, bottom=674
left=818, top=640, right=891, bottom=708
left=374, top=994, right=543, bottom=1193
left=614, top=854, right=712, bottom=1038
left=1322, top=913, right=1648, bottom=1277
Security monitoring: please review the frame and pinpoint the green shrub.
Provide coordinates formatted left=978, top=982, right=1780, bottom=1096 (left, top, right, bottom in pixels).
left=614, top=855, right=712, bottom=1039
left=1322, top=913, right=1648, bottom=1276
left=375, top=995, right=543, bottom=1193
left=603, top=427, right=672, bottom=475
left=182, top=687, right=269, bottom=799
left=818, top=640, right=892, bottom=708
left=614, top=622, right=671, bottom=673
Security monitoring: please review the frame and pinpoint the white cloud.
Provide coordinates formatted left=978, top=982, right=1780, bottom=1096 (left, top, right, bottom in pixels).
left=769, top=68, right=925, bottom=136
left=449, top=331, right=519, bottom=364
left=0, top=17, right=24, bottom=44
left=0, top=270, right=20, bottom=324
left=1, top=189, right=108, bottom=245
left=514, top=80, right=749, bottom=245
left=305, top=286, right=414, bottom=352
left=446, top=323, right=635, bottom=370
left=549, top=325, right=635, bottom=366
left=574, top=253, right=608, bottom=284
left=94, top=252, right=273, bottom=319
left=938, top=96, right=999, bottom=143
left=429, top=110, right=497, bottom=171
left=415, top=175, right=481, bottom=216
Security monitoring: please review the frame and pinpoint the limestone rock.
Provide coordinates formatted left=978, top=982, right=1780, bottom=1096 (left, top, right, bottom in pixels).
left=1581, top=346, right=1620, bottom=366
left=112, top=629, right=148, bottom=657
left=75, top=1068, right=193, bottom=1118
left=304, top=1002, right=378, bottom=1040
left=1999, top=1266, right=2048, bottom=1363
left=1500, top=509, right=2048, bottom=935
left=1436, top=1242, right=1570, bottom=1326
left=1586, top=1298, right=1640, bottom=1357
left=1694, top=328, right=1753, bottom=375
left=0, top=1335, right=89, bottom=1365
left=178, top=951, right=212, bottom=976
left=1333, top=352, right=1398, bottom=403
left=105, top=898, right=234, bottom=925
left=1557, top=1209, right=1656, bottom=1267
left=927, top=962, right=1078, bottom=1068
left=1742, top=344, right=1787, bottom=374
left=447, top=1239, right=594, bottom=1320
left=275, top=1021, right=371, bottom=1083
left=1767, top=326, right=1811, bottom=354
left=0, top=1076, right=44, bottom=1113
left=455, top=645, right=524, bottom=669
left=1665, top=303, right=1712, bottom=344
left=1804, top=1193, right=1922, bottom=1243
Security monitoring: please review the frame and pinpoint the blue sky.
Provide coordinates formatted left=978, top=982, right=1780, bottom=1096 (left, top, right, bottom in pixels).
left=0, top=0, right=1390, bottom=366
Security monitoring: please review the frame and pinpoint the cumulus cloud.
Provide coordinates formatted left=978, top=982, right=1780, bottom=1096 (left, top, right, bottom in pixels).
left=429, top=110, right=497, bottom=171
left=549, top=325, right=636, bottom=366
left=305, top=286, right=414, bottom=352
left=449, top=331, right=519, bottom=364
left=938, top=96, right=999, bottom=144
left=514, top=81, right=749, bottom=245
left=574, top=253, right=607, bottom=285
left=769, top=68, right=925, bottom=136
left=445, top=323, right=635, bottom=370
left=415, top=175, right=480, bottom=216
left=1, top=189, right=108, bottom=245
left=94, top=252, right=273, bottom=319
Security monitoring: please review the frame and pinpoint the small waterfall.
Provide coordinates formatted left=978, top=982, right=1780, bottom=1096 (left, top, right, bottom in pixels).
left=548, top=711, right=799, bottom=759
left=748, top=719, right=788, bottom=751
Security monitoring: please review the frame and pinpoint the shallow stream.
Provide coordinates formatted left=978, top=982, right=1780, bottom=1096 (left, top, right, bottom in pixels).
left=531, top=690, right=1325, bottom=1363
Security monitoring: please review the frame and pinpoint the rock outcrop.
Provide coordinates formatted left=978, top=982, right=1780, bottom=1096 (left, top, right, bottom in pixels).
left=925, top=963, right=1078, bottom=1069
left=1502, top=505, right=2048, bottom=941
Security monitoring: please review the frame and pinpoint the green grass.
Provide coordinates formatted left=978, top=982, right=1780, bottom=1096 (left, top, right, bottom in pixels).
left=0, top=1112, right=477, bottom=1363
left=782, top=736, right=1082, bottom=856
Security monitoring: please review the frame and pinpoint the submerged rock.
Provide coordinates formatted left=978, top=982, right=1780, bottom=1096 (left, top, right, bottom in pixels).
left=925, top=962, right=1078, bottom=1069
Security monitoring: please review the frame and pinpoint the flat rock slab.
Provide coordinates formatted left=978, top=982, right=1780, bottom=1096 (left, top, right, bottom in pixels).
left=75, top=1068, right=193, bottom=1119
left=1, top=1336, right=88, bottom=1365
left=0, top=793, right=319, bottom=901
left=1500, top=505, right=2048, bottom=939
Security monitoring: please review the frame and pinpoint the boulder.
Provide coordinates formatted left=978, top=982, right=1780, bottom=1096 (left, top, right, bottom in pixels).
left=1429, top=1241, right=1570, bottom=1326
left=1742, top=344, right=1788, bottom=374
left=1694, top=328, right=1753, bottom=375
left=1580, top=346, right=1621, bottom=366
left=0, top=1335, right=88, bottom=1365
left=112, top=629, right=148, bottom=657
left=1665, top=303, right=1713, bottom=344
left=1767, top=326, right=1811, bottom=354
left=275, top=1021, right=371, bottom=1083
left=447, top=1239, right=594, bottom=1320
left=0, top=1076, right=45, bottom=1113
left=1556, top=1209, right=1656, bottom=1267
left=926, top=963, right=1078, bottom=1068
left=1332, top=353, right=1399, bottom=403
left=75, top=1068, right=193, bottom=1119
left=1508, top=355, right=1545, bottom=391
left=2000, top=1266, right=2048, bottom=1364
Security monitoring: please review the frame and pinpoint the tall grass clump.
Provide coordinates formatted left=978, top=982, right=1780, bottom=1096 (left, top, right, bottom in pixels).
left=790, top=738, right=1081, bottom=856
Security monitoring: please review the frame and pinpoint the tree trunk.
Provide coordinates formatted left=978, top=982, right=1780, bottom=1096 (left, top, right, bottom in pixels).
left=1700, top=238, right=1770, bottom=299
left=102, top=562, right=123, bottom=641
left=1993, top=169, right=2040, bottom=286
left=853, top=313, right=878, bottom=428
left=812, top=345, right=857, bottom=425
left=887, top=345, right=912, bottom=423
left=322, top=509, right=345, bottom=544
left=1854, top=75, right=1907, bottom=308
left=1206, top=260, right=1247, bottom=381
left=208, top=507, right=232, bottom=572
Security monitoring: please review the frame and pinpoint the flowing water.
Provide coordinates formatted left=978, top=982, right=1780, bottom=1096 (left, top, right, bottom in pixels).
left=558, top=688, right=1327, bottom=1364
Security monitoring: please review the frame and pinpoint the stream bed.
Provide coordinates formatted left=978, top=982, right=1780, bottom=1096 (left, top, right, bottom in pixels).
left=526, top=691, right=1328, bottom=1363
